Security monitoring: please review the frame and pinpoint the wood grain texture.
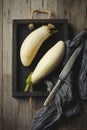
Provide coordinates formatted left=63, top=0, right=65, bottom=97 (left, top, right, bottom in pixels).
left=43, top=0, right=58, bottom=18
left=0, top=0, right=87, bottom=130
left=0, top=0, right=3, bottom=130
left=3, top=0, right=32, bottom=130
left=68, top=0, right=86, bottom=35
left=31, top=0, right=43, bottom=19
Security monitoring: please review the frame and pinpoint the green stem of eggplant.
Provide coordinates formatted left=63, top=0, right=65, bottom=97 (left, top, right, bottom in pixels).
left=24, top=72, right=32, bottom=92
left=51, top=30, right=58, bottom=35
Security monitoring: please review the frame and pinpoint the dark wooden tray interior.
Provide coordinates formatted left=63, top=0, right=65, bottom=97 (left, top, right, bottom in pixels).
left=12, top=19, right=68, bottom=98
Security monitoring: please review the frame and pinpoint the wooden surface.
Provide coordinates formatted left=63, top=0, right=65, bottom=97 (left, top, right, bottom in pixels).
left=0, top=0, right=3, bottom=129
left=0, top=0, right=87, bottom=130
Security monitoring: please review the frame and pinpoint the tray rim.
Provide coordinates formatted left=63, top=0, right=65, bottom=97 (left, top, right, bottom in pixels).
left=12, top=19, right=68, bottom=98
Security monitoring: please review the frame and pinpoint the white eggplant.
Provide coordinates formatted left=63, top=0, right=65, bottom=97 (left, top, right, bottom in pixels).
left=24, top=41, right=65, bottom=92
left=20, top=26, right=55, bottom=66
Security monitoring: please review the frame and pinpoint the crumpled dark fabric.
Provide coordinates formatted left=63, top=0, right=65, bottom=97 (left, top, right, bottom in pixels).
left=31, top=31, right=87, bottom=130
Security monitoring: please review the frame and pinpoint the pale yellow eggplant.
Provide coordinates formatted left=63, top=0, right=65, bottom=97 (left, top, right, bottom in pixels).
left=24, top=41, right=65, bottom=92
left=20, top=25, right=57, bottom=66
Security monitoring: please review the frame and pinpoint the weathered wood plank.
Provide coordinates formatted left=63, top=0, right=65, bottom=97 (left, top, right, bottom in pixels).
left=68, top=0, right=86, bottom=34
left=43, top=0, right=58, bottom=18
left=3, top=0, right=32, bottom=130
left=31, top=0, right=43, bottom=19
left=16, top=99, right=33, bottom=130
left=0, top=0, right=3, bottom=129
left=13, top=0, right=31, bottom=19
left=3, top=0, right=19, bottom=129
left=57, top=0, right=69, bottom=19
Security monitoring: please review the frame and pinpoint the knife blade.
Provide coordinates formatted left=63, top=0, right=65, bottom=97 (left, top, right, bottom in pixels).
left=44, top=45, right=82, bottom=106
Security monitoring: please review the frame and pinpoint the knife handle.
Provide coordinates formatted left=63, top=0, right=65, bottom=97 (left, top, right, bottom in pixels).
left=44, top=79, right=61, bottom=106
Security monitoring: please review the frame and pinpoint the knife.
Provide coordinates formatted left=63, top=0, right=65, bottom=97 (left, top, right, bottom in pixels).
left=44, top=45, right=82, bottom=106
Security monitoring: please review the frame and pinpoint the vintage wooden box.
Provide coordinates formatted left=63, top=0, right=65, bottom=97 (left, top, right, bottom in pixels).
left=12, top=19, right=68, bottom=98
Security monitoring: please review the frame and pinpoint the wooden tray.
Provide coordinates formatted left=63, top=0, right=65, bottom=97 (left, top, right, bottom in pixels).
left=12, top=19, right=68, bottom=98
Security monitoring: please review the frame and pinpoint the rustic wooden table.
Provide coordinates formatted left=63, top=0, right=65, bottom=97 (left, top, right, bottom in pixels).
left=0, top=0, right=87, bottom=130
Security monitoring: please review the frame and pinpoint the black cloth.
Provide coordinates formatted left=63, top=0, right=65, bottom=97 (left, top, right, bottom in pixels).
left=31, top=31, right=87, bottom=130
